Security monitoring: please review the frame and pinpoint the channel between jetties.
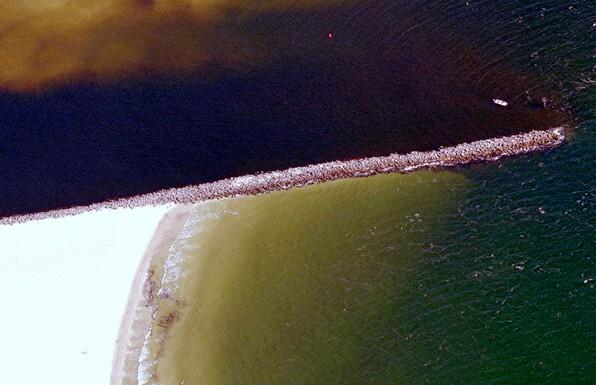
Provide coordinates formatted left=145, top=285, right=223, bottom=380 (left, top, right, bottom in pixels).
left=0, top=127, right=566, bottom=225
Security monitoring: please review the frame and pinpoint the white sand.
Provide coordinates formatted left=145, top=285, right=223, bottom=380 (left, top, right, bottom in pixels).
left=0, top=205, right=172, bottom=385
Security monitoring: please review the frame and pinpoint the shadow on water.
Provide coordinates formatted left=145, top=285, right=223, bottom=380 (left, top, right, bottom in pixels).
left=0, top=0, right=570, bottom=217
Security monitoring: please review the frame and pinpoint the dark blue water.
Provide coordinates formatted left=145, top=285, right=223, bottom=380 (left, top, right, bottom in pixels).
left=0, top=0, right=571, bottom=217
left=379, top=2, right=596, bottom=383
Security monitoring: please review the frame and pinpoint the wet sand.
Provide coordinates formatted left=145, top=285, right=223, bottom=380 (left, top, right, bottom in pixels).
left=111, top=205, right=192, bottom=385
left=1, top=127, right=566, bottom=226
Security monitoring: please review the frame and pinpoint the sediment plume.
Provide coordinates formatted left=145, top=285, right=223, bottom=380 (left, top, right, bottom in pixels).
left=0, top=127, right=565, bottom=226
left=0, top=0, right=348, bottom=91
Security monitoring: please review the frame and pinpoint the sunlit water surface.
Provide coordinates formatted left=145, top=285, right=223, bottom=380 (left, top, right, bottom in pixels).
left=140, top=1, right=594, bottom=384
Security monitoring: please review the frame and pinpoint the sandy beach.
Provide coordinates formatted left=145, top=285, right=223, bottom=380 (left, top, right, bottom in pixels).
left=0, top=205, right=173, bottom=385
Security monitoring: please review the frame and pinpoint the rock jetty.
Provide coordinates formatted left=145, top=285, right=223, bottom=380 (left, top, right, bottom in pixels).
left=0, top=127, right=566, bottom=225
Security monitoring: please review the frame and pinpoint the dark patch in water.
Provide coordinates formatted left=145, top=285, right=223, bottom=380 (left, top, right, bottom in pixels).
left=0, top=1, right=569, bottom=217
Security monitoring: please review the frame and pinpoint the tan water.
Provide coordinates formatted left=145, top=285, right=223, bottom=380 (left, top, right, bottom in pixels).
left=141, top=171, right=468, bottom=385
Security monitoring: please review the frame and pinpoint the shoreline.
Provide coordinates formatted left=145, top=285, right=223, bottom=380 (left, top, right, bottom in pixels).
left=110, top=205, right=192, bottom=385
left=0, top=127, right=566, bottom=226
left=108, top=127, right=565, bottom=384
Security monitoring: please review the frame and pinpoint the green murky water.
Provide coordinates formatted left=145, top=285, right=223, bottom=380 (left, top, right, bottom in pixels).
left=151, top=172, right=469, bottom=385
